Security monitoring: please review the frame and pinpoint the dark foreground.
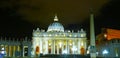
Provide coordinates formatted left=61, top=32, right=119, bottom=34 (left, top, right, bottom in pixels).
left=3, top=54, right=90, bottom=58
left=3, top=54, right=118, bottom=58
left=40, top=54, right=90, bottom=58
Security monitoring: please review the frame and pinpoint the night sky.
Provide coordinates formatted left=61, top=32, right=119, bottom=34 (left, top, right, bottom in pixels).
left=0, top=0, right=120, bottom=39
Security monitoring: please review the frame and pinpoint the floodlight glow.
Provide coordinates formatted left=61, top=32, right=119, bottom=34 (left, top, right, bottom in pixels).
left=96, top=52, right=99, bottom=55
left=49, top=43, right=51, bottom=46
left=87, top=50, right=89, bottom=54
left=102, top=49, right=108, bottom=54
left=72, top=46, right=77, bottom=51
left=1, top=51, right=5, bottom=54
left=59, top=42, right=62, bottom=48
left=69, top=43, right=72, bottom=46
left=1, top=48, right=4, bottom=50
left=62, top=50, right=67, bottom=54
left=81, top=42, right=84, bottom=46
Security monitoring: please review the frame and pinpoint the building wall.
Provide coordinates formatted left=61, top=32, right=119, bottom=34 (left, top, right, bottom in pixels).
left=96, top=29, right=120, bottom=58
left=31, top=28, right=87, bottom=56
left=97, top=40, right=120, bottom=57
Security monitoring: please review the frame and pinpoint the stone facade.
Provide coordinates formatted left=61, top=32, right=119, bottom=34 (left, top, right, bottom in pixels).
left=31, top=15, right=87, bottom=56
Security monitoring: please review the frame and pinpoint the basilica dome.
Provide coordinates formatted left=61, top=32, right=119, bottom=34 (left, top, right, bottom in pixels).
left=47, top=15, right=64, bottom=32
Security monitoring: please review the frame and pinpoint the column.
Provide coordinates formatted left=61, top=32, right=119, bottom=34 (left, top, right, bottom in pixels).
left=72, top=40, right=74, bottom=54
left=57, top=45, right=59, bottom=54
left=28, top=44, right=31, bottom=56
left=51, top=40, right=55, bottom=54
left=66, top=40, right=67, bottom=51
left=67, top=40, right=69, bottom=54
left=72, top=39, right=77, bottom=54
left=84, top=39, right=87, bottom=54
left=17, top=46, right=20, bottom=56
left=66, top=40, right=67, bottom=54
left=4, top=45, right=5, bottom=50
left=78, top=39, right=80, bottom=54
left=9, top=46, right=11, bottom=57
left=8, top=45, right=10, bottom=57
left=40, top=39, right=43, bottom=53
left=54, top=40, right=55, bottom=54
left=50, top=40, right=52, bottom=54
left=7, top=45, right=9, bottom=57
left=43, top=40, right=44, bottom=54
left=11, top=46, right=13, bottom=57
left=22, top=46, right=24, bottom=57
left=13, top=46, right=15, bottom=57
left=5, top=45, right=7, bottom=56
left=74, top=39, right=77, bottom=54
left=46, top=40, right=48, bottom=54
left=17, top=46, right=19, bottom=53
left=15, top=46, right=18, bottom=56
left=62, top=44, right=64, bottom=54
left=4, top=45, right=6, bottom=55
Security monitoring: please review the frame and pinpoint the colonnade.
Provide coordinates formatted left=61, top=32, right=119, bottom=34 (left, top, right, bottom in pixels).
left=0, top=45, right=32, bottom=57
left=0, top=45, right=20, bottom=57
left=42, top=39, right=86, bottom=55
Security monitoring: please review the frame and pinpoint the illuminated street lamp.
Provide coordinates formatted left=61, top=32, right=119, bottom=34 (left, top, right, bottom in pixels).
left=0, top=47, right=6, bottom=57
left=102, top=49, right=108, bottom=57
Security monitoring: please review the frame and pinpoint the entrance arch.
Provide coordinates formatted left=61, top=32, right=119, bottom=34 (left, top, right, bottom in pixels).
left=80, top=47, right=85, bottom=55
left=36, top=46, right=40, bottom=55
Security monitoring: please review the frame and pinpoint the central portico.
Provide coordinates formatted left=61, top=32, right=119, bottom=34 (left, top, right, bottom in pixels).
left=31, top=15, right=87, bottom=56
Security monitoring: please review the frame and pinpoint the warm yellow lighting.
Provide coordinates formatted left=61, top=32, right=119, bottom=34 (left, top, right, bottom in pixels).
left=81, top=42, right=84, bottom=46
left=49, top=43, right=51, bottom=46
left=69, top=40, right=72, bottom=42
left=63, top=40, right=66, bottom=45
left=81, top=34, right=84, bottom=37
left=69, top=40, right=73, bottom=46
left=48, top=40, right=52, bottom=46
left=18, top=46, right=20, bottom=51
left=69, top=43, right=72, bottom=46
left=49, top=34, right=52, bottom=36
left=64, top=34, right=66, bottom=37
left=59, top=42, right=62, bottom=48
left=104, top=34, right=107, bottom=38
left=55, top=34, right=58, bottom=36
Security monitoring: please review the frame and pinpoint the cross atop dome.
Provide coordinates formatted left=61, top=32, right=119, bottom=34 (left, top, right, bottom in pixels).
left=54, top=14, right=59, bottom=21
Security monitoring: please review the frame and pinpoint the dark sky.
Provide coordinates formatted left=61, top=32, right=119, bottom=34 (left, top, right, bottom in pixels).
left=0, top=0, right=120, bottom=38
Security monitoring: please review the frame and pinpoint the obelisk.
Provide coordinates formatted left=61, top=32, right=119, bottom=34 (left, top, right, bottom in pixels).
left=90, top=9, right=96, bottom=58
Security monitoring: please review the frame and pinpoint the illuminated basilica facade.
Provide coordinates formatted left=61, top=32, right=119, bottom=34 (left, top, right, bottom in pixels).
left=31, top=15, right=87, bottom=56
